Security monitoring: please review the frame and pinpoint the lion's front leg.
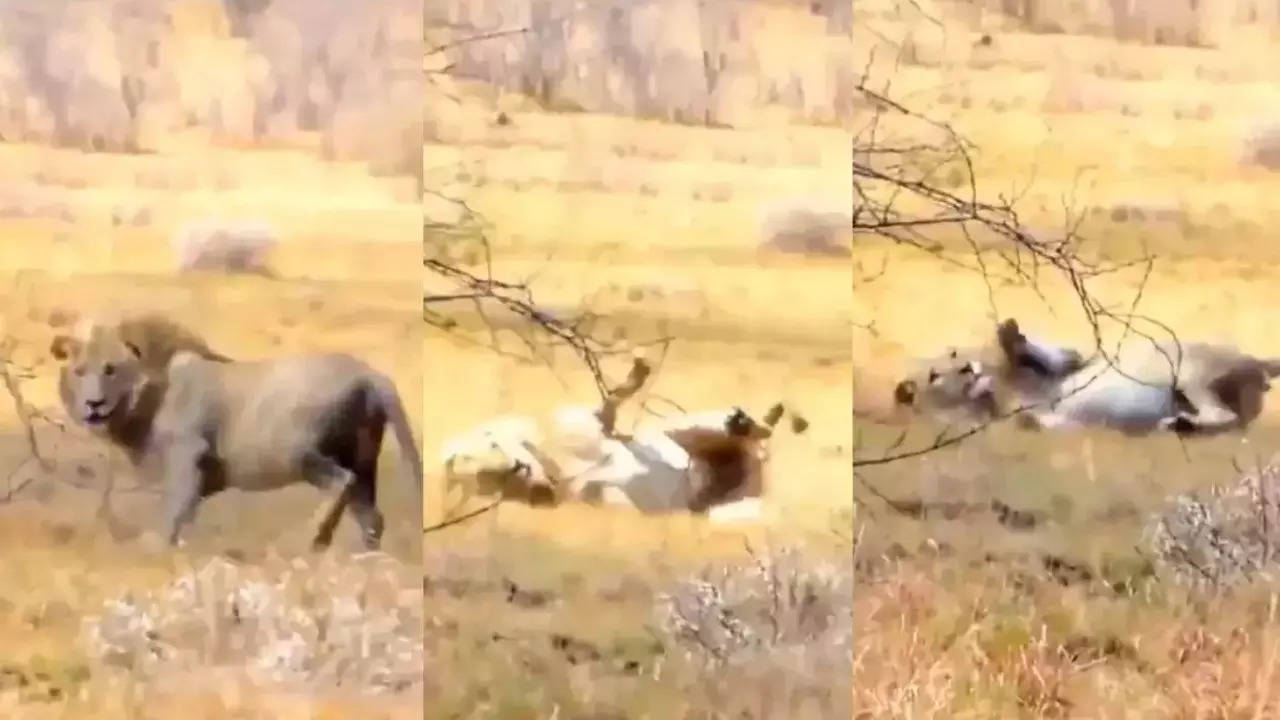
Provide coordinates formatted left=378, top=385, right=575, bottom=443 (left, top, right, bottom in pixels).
left=158, top=438, right=211, bottom=547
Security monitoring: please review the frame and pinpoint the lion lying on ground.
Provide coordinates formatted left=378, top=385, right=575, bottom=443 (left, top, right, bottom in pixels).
left=892, top=316, right=1280, bottom=437
left=49, top=311, right=423, bottom=550
left=440, top=354, right=793, bottom=522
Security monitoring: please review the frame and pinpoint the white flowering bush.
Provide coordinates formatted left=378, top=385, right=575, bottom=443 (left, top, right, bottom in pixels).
left=81, top=554, right=421, bottom=693
left=1147, top=455, right=1280, bottom=590
left=655, top=547, right=852, bottom=671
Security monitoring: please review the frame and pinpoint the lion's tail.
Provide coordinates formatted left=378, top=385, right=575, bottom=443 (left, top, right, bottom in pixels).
left=372, top=373, right=424, bottom=494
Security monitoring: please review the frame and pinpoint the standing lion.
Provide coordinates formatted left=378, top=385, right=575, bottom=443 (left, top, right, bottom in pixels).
left=49, top=311, right=423, bottom=551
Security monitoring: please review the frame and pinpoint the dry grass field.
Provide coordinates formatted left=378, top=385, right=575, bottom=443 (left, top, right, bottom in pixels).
left=853, top=1, right=1280, bottom=716
left=0, top=136, right=423, bottom=717
left=0, top=1, right=424, bottom=715
left=424, top=19, right=855, bottom=713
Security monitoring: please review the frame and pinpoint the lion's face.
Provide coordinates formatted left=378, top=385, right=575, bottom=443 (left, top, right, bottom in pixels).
left=50, top=325, right=145, bottom=433
left=443, top=439, right=532, bottom=493
left=894, top=349, right=999, bottom=421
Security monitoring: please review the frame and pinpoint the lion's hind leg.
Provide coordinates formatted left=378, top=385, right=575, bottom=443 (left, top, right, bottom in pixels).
left=346, top=417, right=387, bottom=551
left=1158, top=385, right=1242, bottom=436
left=301, top=451, right=357, bottom=551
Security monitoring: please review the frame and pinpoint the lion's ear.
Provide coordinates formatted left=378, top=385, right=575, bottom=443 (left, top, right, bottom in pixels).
left=894, top=379, right=917, bottom=406
left=50, top=334, right=80, bottom=361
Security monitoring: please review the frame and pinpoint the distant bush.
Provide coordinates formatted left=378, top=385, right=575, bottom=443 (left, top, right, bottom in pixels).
left=1242, top=120, right=1280, bottom=171
left=757, top=198, right=852, bottom=258
left=172, top=218, right=277, bottom=277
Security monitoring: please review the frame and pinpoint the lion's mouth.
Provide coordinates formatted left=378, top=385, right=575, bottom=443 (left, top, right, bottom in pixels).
left=83, top=407, right=114, bottom=426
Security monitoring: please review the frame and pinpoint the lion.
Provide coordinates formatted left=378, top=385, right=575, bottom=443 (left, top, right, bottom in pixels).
left=441, top=404, right=784, bottom=518
left=994, top=318, right=1280, bottom=437
left=438, top=354, right=791, bottom=519
left=894, top=317, right=1280, bottom=437
left=50, top=311, right=423, bottom=551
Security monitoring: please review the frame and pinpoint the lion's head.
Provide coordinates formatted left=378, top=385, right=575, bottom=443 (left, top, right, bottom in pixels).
left=49, top=312, right=230, bottom=435
left=50, top=320, right=148, bottom=433
left=444, top=440, right=527, bottom=486
left=442, top=430, right=553, bottom=505
left=894, top=349, right=1000, bottom=422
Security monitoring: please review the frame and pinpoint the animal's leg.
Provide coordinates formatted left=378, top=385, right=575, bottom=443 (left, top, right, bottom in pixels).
left=443, top=464, right=475, bottom=519
left=301, top=451, right=356, bottom=551
left=1161, top=386, right=1242, bottom=436
left=158, top=439, right=211, bottom=547
left=346, top=480, right=384, bottom=550
left=596, top=353, right=652, bottom=437
left=996, top=319, right=1084, bottom=379
left=346, top=421, right=387, bottom=551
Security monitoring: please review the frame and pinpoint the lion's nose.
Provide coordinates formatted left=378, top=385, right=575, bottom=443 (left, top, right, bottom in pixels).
left=86, top=398, right=106, bottom=409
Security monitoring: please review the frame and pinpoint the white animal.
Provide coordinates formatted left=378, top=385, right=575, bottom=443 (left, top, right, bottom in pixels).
left=439, top=403, right=786, bottom=522
left=897, top=317, right=1280, bottom=438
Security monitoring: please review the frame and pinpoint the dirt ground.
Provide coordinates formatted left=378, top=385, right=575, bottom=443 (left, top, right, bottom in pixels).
left=0, top=138, right=422, bottom=718
left=425, top=68, right=853, bottom=714
left=852, top=3, right=1280, bottom=716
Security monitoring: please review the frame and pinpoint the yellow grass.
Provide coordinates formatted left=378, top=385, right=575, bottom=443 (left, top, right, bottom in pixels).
left=0, top=137, right=421, bottom=717
left=426, top=68, right=853, bottom=713
left=853, top=2, right=1280, bottom=716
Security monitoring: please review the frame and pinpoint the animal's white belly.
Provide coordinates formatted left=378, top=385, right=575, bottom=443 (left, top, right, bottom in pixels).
left=564, top=433, right=692, bottom=512
left=1054, top=374, right=1175, bottom=429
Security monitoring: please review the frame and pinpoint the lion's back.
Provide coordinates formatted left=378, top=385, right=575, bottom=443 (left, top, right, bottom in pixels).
left=170, top=352, right=377, bottom=481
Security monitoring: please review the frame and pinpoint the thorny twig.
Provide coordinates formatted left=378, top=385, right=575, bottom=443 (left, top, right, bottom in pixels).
left=0, top=340, right=54, bottom=474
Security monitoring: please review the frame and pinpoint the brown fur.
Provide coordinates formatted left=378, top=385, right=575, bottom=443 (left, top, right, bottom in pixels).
left=677, top=405, right=781, bottom=513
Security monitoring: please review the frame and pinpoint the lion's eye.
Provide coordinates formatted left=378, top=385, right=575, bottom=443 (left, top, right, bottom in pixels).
left=102, top=363, right=115, bottom=377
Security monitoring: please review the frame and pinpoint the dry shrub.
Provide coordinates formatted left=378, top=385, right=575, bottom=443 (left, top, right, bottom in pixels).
left=1148, top=454, right=1280, bottom=589
left=81, top=555, right=422, bottom=694
left=660, top=545, right=849, bottom=681
left=757, top=198, right=852, bottom=258
left=1042, top=70, right=1120, bottom=115
left=1242, top=119, right=1280, bottom=171
left=853, top=552, right=1280, bottom=717
left=426, top=543, right=850, bottom=717
left=172, top=218, right=277, bottom=276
